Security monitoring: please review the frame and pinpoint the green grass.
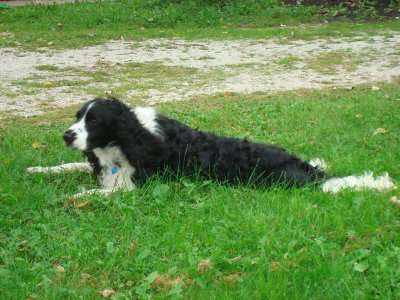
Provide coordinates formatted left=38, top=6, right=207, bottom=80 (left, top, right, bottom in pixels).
left=304, top=51, right=365, bottom=74
left=35, top=65, right=61, bottom=72
left=1, top=0, right=399, bottom=50
left=1, top=83, right=400, bottom=299
left=1, top=1, right=400, bottom=297
left=274, top=49, right=379, bottom=74
left=6, top=62, right=228, bottom=102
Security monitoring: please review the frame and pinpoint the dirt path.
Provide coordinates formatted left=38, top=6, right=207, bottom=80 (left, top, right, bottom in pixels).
left=1, top=34, right=399, bottom=116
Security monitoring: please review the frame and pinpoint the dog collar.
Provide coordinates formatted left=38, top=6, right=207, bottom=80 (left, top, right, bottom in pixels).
left=111, top=166, right=119, bottom=174
left=111, top=162, right=121, bottom=175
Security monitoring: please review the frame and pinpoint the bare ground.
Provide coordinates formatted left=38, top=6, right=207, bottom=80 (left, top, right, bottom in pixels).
left=0, top=34, right=399, bottom=116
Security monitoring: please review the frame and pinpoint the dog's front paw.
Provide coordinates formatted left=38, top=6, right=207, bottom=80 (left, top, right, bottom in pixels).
left=27, top=166, right=48, bottom=173
left=71, top=189, right=114, bottom=199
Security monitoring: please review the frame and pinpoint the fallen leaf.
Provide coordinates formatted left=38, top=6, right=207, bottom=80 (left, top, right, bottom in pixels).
left=371, top=85, right=380, bottom=91
left=127, top=241, right=139, bottom=255
left=75, top=200, right=90, bottom=208
left=17, top=245, right=32, bottom=252
left=343, top=244, right=355, bottom=253
left=355, top=114, right=363, bottom=118
left=347, top=234, right=356, bottom=241
left=152, top=275, right=183, bottom=290
left=26, top=296, right=36, bottom=300
left=373, top=128, right=388, bottom=136
left=389, top=196, right=400, bottom=206
left=55, top=266, right=65, bottom=273
left=52, top=258, right=64, bottom=266
left=102, top=271, right=110, bottom=277
left=81, top=273, right=97, bottom=286
left=230, top=255, right=242, bottom=264
left=32, top=141, right=47, bottom=149
left=222, top=273, right=241, bottom=284
left=197, top=259, right=212, bottom=272
left=100, top=289, right=116, bottom=298
left=270, top=261, right=283, bottom=272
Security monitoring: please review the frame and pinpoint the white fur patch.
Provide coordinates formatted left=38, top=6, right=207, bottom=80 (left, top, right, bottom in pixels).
left=27, top=163, right=92, bottom=173
left=323, top=172, right=397, bottom=193
left=93, top=146, right=136, bottom=190
left=132, top=107, right=163, bottom=138
left=309, top=158, right=328, bottom=172
left=68, top=102, right=94, bottom=151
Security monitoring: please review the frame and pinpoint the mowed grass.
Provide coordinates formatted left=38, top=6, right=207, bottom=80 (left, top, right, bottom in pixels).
left=1, top=0, right=400, bottom=50
left=1, top=83, right=400, bottom=299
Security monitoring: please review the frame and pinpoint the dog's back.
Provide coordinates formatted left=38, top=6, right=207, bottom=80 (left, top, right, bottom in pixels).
left=157, top=116, right=326, bottom=187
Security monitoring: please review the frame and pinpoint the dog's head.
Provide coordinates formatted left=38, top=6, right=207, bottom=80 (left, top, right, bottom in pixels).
left=63, top=98, right=130, bottom=151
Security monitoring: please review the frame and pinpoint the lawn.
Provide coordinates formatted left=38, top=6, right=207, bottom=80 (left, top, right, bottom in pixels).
left=1, top=0, right=400, bottom=299
left=1, top=0, right=400, bottom=49
left=1, top=84, right=400, bottom=299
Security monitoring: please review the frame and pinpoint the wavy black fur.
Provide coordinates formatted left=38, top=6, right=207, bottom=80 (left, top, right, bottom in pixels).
left=83, top=98, right=326, bottom=187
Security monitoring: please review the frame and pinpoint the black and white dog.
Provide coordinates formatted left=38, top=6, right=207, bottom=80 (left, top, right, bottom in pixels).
left=28, top=98, right=396, bottom=197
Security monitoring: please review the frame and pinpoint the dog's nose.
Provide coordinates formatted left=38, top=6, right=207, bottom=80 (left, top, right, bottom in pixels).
left=63, top=129, right=76, bottom=145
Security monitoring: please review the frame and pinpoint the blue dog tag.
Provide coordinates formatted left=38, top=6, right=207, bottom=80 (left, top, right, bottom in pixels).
left=111, top=166, right=119, bottom=175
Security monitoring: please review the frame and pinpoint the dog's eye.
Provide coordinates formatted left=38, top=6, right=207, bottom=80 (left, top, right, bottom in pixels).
left=89, top=118, right=97, bottom=125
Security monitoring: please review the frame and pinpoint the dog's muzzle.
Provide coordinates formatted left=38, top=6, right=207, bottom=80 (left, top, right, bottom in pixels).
left=63, top=129, right=76, bottom=147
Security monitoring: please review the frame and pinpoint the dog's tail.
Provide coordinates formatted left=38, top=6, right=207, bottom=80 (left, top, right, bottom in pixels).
left=309, top=158, right=397, bottom=193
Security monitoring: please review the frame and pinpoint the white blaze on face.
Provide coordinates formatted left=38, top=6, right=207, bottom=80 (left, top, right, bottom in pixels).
left=67, top=102, right=95, bottom=151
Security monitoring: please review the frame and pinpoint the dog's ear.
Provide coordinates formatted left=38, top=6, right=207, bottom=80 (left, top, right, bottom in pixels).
left=109, top=99, right=130, bottom=116
left=113, top=108, right=138, bottom=140
left=106, top=99, right=131, bottom=129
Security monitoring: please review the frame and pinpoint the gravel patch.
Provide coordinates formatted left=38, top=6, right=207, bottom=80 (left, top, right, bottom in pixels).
left=1, top=34, right=399, bottom=116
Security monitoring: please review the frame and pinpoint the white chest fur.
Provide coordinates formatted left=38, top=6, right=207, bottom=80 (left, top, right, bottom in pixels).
left=93, top=146, right=136, bottom=190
